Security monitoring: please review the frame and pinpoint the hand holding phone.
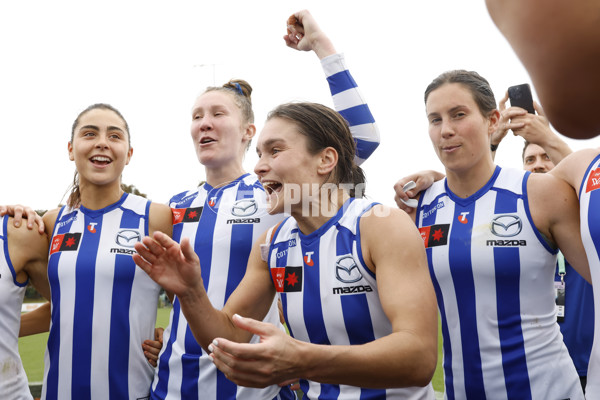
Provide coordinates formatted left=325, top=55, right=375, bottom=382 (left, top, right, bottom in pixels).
left=508, top=83, right=535, bottom=114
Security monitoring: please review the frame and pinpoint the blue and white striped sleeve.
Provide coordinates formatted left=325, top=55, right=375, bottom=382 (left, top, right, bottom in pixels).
left=321, top=53, right=380, bottom=165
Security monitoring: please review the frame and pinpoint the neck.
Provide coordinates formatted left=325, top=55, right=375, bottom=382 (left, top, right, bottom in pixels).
left=78, top=181, right=124, bottom=210
left=446, top=160, right=496, bottom=198
left=292, top=188, right=349, bottom=235
left=205, top=164, right=246, bottom=188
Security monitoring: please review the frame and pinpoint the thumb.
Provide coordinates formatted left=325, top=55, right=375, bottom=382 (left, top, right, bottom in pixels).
left=231, top=314, right=273, bottom=338
left=533, top=100, right=545, bottom=116
left=155, top=327, right=164, bottom=342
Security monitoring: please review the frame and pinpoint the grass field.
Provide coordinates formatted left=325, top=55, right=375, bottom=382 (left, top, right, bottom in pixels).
left=20, top=307, right=444, bottom=392
left=19, top=306, right=173, bottom=383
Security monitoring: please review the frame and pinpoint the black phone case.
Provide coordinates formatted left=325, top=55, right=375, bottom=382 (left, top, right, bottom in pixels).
left=508, top=83, right=535, bottom=114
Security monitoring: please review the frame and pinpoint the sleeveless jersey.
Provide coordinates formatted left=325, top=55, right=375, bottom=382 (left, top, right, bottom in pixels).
left=0, top=216, right=32, bottom=400
left=152, top=174, right=291, bottom=400
left=151, top=52, right=380, bottom=400
left=42, top=193, right=159, bottom=400
left=267, top=198, right=435, bottom=400
left=416, top=166, right=582, bottom=400
left=579, top=153, right=600, bottom=397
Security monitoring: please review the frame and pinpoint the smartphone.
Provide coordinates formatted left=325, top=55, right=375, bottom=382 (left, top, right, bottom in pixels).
left=508, top=83, right=535, bottom=114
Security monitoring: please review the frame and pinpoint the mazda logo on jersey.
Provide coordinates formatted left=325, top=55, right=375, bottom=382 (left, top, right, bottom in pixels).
left=231, top=199, right=258, bottom=217
left=491, top=215, right=522, bottom=237
left=115, top=229, right=142, bottom=247
left=335, top=255, right=362, bottom=283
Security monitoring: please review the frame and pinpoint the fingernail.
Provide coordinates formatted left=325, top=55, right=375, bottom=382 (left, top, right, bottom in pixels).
left=213, top=339, right=219, bottom=347
left=208, top=344, right=214, bottom=353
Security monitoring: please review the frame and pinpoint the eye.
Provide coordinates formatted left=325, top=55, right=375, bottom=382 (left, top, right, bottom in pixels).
left=429, top=117, right=441, bottom=125
left=214, top=111, right=224, bottom=117
left=454, top=111, right=466, bottom=118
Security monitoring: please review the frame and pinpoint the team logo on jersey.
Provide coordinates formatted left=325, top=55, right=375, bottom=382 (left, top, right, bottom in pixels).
left=491, top=215, right=522, bottom=237
left=303, top=251, right=315, bottom=266
left=585, top=168, right=600, bottom=193
left=419, top=224, right=449, bottom=248
left=208, top=196, right=217, bottom=207
left=335, top=255, right=362, bottom=283
left=172, top=207, right=203, bottom=224
left=271, top=266, right=303, bottom=292
left=115, top=229, right=142, bottom=248
left=231, top=199, right=258, bottom=217
left=458, top=212, right=470, bottom=224
left=87, top=222, right=98, bottom=233
left=50, top=232, right=82, bottom=255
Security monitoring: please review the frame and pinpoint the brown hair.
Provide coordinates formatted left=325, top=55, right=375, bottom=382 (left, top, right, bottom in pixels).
left=266, top=102, right=365, bottom=197
left=425, top=70, right=497, bottom=117
left=66, top=103, right=130, bottom=208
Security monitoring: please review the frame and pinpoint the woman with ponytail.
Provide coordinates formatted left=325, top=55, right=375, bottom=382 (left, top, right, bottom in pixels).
left=134, top=101, right=438, bottom=399
left=39, top=103, right=173, bottom=399
left=143, top=10, right=383, bottom=400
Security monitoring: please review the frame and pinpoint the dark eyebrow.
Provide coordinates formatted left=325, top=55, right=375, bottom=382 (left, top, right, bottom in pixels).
left=258, top=138, right=284, bottom=150
left=449, top=105, right=467, bottom=114
left=78, top=125, right=125, bottom=133
left=427, top=105, right=468, bottom=119
left=79, top=125, right=99, bottom=131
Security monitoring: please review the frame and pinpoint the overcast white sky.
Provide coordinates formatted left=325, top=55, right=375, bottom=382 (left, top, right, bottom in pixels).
left=1, top=1, right=598, bottom=211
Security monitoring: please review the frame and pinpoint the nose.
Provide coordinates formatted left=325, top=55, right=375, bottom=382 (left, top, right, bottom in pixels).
left=531, top=159, right=548, bottom=173
left=199, top=115, right=213, bottom=132
left=254, top=154, right=269, bottom=176
left=440, top=119, right=455, bottom=139
left=95, top=133, right=109, bottom=149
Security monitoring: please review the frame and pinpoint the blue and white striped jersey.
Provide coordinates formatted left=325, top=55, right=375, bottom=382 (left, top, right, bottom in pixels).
left=579, top=153, right=600, bottom=398
left=151, top=52, right=380, bottom=400
left=267, top=198, right=434, bottom=400
left=152, top=174, right=289, bottom=400
left=42, top=193, right=159, bottom=400
left=416, top=166, right=582, bottom=400
left=0, top=216, right=32, bottom=400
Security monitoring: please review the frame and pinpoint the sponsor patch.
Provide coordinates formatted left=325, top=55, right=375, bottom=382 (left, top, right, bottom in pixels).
left=271, top=266, right=303, bottom=293
left=50, top=232, right=82, bottom=255
left=585, top=168, right=600, bottom=193
left=419, top=224, right=450, bottom=248
left=172, top=207, right=203, bottom=224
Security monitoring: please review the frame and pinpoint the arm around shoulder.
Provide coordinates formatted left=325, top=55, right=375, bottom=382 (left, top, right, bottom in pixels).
left=551, top=147, right=600, bottom=196
left=8, top=218, right=50, bottom=300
